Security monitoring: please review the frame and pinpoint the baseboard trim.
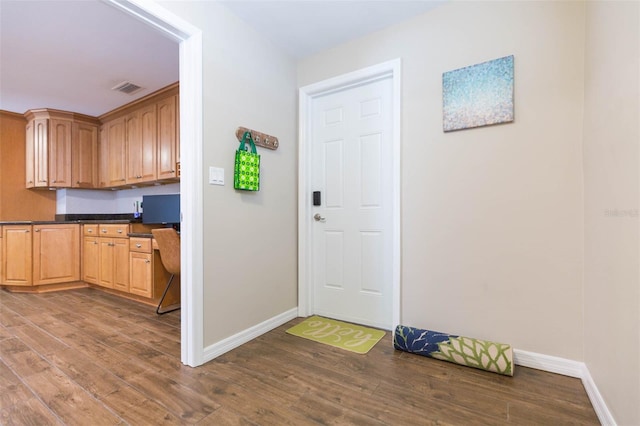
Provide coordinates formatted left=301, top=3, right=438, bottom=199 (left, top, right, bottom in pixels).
left=580, top=364, right=617, bottom=426
left=514, top=349, right=616, bottom=425
left=202, top=308, right=298, bottom=363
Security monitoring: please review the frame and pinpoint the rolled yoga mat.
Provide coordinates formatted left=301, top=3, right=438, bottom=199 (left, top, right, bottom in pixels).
left=393, top=325, right=514, bottom=376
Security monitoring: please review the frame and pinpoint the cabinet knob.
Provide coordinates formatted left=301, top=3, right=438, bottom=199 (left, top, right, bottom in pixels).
left=76, top=181, right=80, bottom=184
left=28, top=180, right=33, bottom=184
left=25, top=229, right=30, bottom=233
left=136, top=243, right=142, bottom=248
left=101, top=229, right=107, bottom=233
left=145, top=259, right=151, bottom=264
left=88, top=229, right=93, bottom=233
left=34, top=229, right=40, bottom=232
left=117, top=229, right=123, bottom=234
left=170, top=170, right=175, bottom=173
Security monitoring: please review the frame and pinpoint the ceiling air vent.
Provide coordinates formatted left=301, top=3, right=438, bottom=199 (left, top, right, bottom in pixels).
left=111, top=81, right=143, bottom=95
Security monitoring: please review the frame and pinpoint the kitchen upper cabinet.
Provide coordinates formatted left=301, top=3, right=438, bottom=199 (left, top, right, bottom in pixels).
left=25, top=110, right=73, bottom=188
left=157, top=94, right=179, bottom=180
left=32, top=224, right=80, bottom=285
left=126, top=104, right=157, bottom=184
left=72, top=120, right=99, bottom=188
left=101, top=117, right=127, bottom=187
left=25, top=115, right=50, bottom=188
left=25, top=109, right=99, bottom=189
left=48, top=118, right=73, bottom=187
left=1, top=225, right=32, bottom=286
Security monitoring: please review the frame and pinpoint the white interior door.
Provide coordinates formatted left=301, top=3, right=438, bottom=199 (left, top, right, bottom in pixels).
left=310, top=76, right=393, bottom=330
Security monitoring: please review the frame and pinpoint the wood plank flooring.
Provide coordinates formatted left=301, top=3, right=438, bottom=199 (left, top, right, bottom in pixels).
left=0, top=288, right=599, bottom=425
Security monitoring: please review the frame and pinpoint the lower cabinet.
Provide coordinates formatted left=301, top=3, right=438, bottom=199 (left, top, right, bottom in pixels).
left=1, top=223, right=80, bottom=287
left=33, top=224, right=80, bottom=285
left=1, top=225, right=32, bottom=286
left=129, top=237, right=153, bottom=298
left=82, top=224, right=130, bottom=291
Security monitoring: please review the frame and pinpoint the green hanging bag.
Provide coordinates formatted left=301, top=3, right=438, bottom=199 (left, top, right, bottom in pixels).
left=234, top=131, right=260, bottom=191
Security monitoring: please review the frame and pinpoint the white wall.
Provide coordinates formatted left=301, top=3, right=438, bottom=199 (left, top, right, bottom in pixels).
left=583, top=2, right=640, bottom=424
left=56, top=183, right=180, bottom=215
left=299, top=1, right=586, bottom=360
left=159, top=1, right=298, bottom=346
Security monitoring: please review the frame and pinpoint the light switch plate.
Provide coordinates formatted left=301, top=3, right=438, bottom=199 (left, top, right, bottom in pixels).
left=208, top=166, right=224, bottom=185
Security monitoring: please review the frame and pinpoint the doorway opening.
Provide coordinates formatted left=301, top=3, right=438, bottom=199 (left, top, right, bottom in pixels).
left=106, top=0, right=204, bottom=367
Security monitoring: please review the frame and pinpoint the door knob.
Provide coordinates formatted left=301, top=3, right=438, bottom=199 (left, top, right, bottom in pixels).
left=313, top=213, right=326, bottom=222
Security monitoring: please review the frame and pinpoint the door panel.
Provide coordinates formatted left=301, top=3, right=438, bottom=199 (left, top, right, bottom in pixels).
left=311, top=76, right=393, bottom=329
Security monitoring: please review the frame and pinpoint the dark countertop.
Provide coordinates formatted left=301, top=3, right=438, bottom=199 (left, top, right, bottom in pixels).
left=0, top=213, right=142, bottom=225
left=0, top=214, right=141, bottom=226
left=128, top=233, right=153, bottom=238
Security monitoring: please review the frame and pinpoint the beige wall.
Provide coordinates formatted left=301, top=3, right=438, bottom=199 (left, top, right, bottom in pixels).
left=0, top=111, right=57, bottom=221
left=583, top=2, right=640, bottom=424
left=159, top=2, right=298, bottom=345
left=299, top=1, right=586, bottom=359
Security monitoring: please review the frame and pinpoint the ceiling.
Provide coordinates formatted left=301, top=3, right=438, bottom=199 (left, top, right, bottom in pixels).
left=0, top=0, right=442, bottom=117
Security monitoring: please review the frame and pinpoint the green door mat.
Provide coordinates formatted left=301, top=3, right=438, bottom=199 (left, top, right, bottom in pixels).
left=286, top=316, right=386, bottom=354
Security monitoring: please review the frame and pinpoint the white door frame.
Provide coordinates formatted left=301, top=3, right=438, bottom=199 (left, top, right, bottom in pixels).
left=105, top=0, right=204, bottom=367
left=298, top=59, right=402, bottom=329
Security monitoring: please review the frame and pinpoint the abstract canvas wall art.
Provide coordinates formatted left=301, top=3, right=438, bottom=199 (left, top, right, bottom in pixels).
left=443, top=55, right=514, bottom=132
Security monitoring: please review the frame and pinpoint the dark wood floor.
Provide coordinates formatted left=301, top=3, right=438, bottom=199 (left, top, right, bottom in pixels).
left=0, top=288, right=598, bottom=425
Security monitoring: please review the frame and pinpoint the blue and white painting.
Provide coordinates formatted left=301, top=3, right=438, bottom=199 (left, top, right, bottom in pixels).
left=443, top=55, right=514, bottom=132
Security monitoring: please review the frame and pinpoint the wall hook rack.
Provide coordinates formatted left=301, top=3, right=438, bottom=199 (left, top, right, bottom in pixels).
left=235, top=127, right=279, bottom=150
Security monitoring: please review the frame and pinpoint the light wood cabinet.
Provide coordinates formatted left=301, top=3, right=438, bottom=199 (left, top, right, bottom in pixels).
left=157, top=94, right=179, bottom=180
left=82, top=235, right=99, bottom=284
left=25, top=116, right=49, bottom=188
left=83, top=224, right=130, bottom=291
left=101, top=117, right=127, bottom=187
left=126, top=104, right=157, bottom=184
left=1, top=225, right=32, bottom=286
left=48, top=118, right=73, bottom=187
left=25, top=109, right=100, bottom=189
left=129, top=237, right=153, bottom=298
left=32, top=224, right=79, bottom=285
left=72, top=120, right=99, bottom=188
left=0, top=227, right=3, bottom=283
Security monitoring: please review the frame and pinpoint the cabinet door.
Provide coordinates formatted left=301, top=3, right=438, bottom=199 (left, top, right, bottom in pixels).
left=1, top=225, right=32, bottom=286
left=33, top=224, right=79, bottom=285
left=113, top=238, right=130, bottom=292
left=126, top=104, right=157, bottom=184
left=83, top=236, right=99, bottom=284
left=98, top=238, right=114, bottom=288
left=34, top=118, right=49, bottom=188
left=157, top=95, right=178, bottom=180
left=72, top=121, right=98, bottom=188
left=129, top=252, right=152, bottom=298
left=105, top=117, right=126, bottom=187
left=48, top=119, right=73, bottom=187
left=25, top=121, right=35, bottom=188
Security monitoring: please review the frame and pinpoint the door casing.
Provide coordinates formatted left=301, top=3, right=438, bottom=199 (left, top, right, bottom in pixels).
left=298, top=59, right=402, bottom=329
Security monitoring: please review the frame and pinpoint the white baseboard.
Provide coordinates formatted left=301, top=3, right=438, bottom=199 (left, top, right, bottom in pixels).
left=514, top=349, right=615, bottom=425
left=580, top=364, right=617, bottom=426
left=202, top=307, right=298, bottom=363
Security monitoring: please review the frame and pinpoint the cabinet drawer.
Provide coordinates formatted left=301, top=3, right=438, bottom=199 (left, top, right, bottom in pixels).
left=83, top=225, right=98, bottom=236
left=129, top=237, right=152, bottom=253
left=98, top=224, right=130, bottom=238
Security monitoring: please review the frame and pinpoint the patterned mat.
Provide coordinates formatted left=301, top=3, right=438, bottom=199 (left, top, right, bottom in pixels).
left=286, top=316, right=386, bottom=354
